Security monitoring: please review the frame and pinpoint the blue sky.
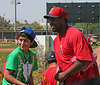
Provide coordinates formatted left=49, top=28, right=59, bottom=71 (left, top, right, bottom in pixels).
left=0, top=0, right=100, bottom=24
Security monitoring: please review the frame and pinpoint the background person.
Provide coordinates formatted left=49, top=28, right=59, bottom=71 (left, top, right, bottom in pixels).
left=38, top=50, right=57, bottom=85
left=15, top=35, right=18, bottom=45
left=87, top=35, right=91, bottom=44
left=44, top=7, right=99, bottom=85
left=2, top=27, right=38, bottom=85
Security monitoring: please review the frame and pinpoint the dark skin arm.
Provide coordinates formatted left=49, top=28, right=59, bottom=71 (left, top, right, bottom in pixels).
left=4, top=69, right=26, bottom=85
left=55, top=59, right=90, bottom=82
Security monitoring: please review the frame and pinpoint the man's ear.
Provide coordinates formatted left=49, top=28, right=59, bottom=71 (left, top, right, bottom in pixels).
left=31, top=40, right=34, bottom=45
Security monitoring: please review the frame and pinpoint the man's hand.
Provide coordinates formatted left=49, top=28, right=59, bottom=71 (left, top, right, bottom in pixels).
left=55, top=59, right=90, bottom=82
left=55, top=71, right=67, bottom=82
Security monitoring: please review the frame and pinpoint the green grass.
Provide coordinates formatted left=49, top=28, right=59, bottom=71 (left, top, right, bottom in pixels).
left=0, top=43, right=9, bottom=44
left=0, top=52, right=10, bottom=71
left=0, top=42, right=18, bottom=71
left=0, top=52, right=10, bottom=58
left=91, top=42, right=100, bottom=49
left=0, top=53, right=9, bottom=63
left=0, top=42, right=18, bottom=48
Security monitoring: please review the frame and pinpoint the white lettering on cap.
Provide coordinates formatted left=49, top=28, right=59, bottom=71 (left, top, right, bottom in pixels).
left=20, top=30, right=25, bottom=32
left=51, top=55, right=54, bottom=58
left=49, top=8, right=53, bottom=14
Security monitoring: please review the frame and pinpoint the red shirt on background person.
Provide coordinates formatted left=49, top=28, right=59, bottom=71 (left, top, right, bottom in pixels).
left=39, top=51, right=57, bottom=85
left=87, top=37, right=91, bottom=43
left=15, top=35, right=18, bottom=45
left=15, top=35, right=17, bottom=39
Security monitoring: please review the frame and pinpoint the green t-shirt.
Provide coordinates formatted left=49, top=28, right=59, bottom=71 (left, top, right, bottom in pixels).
left=2, top=47, right=38, bottom=85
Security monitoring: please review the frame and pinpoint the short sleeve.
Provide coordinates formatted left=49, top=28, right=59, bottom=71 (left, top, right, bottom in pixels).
left=72, top=33, right=92, bottom=61
left=6, top=53, right=18, bottom=71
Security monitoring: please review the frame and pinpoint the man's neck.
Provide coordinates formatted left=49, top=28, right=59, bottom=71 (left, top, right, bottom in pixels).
left=59, top=25, right=69, bottom=36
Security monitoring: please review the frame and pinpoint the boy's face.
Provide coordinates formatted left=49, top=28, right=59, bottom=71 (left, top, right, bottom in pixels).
left=18, top=36, right=33, bottom=53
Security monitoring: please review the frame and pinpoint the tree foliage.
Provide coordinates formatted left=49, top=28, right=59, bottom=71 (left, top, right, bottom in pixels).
left=0, top=16, right=13, bottom=28
left=75, top=23, right=86, bottom=29
left=28, top=21, right=43, bottom=30
left=0, top=16, right=43, bottom=30
left=75, top=23, right=99, bottom=34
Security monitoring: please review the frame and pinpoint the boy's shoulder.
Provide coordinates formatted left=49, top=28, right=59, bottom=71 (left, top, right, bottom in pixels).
left=29, top=50, right=36, bottom=55
left=10, top=47, right=21, bottom=54
left=7, top=47, right=22, bottom=57
left=8, top=47, right=36, bottom=58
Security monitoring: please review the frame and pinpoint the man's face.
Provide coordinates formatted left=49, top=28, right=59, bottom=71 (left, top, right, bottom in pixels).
left=18, top=36, right=33, bottom=53
left=49, top=17, right=62, bottom=32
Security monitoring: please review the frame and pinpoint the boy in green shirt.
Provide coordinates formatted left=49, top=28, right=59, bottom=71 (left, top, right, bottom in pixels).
left=2, top=27, right=38, bottom=85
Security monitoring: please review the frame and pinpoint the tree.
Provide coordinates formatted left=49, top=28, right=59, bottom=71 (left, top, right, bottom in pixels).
left=75, top=23, right=99, bottom=34
left=24, top=20, right=28, bottom=25
left=75, top=23, right=86, bottom=30
left=31, top=21, right=43, bottom=30
left=0, top=16, right=43, bottom=30
left=0, top=16, right=12, bottom=28
left=88, top=23, right=99, bottom=33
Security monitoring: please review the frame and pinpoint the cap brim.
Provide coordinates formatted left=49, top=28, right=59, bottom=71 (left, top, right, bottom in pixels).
left=44, top=14, right=59, bottom=19
left=30, top=40, right=38, bottom=48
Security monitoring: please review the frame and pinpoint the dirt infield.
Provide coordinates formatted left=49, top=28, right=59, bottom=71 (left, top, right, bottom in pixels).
left=0, top=48, right=15, bottom=52
left=93, top=46, right=100, bottom=67
left=0, top=43, right=15, bottom=52
left=0, top=44, right=10, bottom=46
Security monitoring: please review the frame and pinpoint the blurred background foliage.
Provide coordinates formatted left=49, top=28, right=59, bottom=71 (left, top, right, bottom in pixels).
left=0, top=16, right=43, bottom=30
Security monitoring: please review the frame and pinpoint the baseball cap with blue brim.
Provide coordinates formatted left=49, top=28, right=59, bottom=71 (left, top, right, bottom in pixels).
left=44, top=50, right=56, bottom=61
left=18, top=27, right=38, bottom=48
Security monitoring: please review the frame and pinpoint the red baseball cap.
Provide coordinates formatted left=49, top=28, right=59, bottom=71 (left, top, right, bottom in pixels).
left=44, top=7, right=67, bottom=19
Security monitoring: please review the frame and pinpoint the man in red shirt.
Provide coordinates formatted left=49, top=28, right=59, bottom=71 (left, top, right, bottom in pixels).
left=44, top=7, right=99, bottom=85
left=38, top=51, right=57, bottom=85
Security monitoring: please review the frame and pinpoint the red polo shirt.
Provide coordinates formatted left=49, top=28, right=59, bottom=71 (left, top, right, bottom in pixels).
left=41, top=66, right=57, bottom=85
left=53, top=26, right=99, bottom=85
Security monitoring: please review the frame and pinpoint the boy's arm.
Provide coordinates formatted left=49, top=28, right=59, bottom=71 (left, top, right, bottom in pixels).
left=28, top=72, right=34, bottom=85
left=4, top=69, right=26, bottom=85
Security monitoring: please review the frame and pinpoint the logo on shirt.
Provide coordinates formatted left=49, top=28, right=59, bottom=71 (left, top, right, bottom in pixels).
left=60, top=45, right=63, bottom=54
left=17, top=55, right=34, bottom=82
